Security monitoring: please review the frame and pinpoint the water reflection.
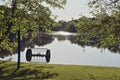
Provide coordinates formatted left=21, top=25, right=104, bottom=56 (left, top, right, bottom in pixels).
left=0, top=31, right=120, bottom=67
left=32, top=33, right=54, bottom=47
left=69, top=36, right=120, bottom=54
left=0, top=33, right=54, bottom=58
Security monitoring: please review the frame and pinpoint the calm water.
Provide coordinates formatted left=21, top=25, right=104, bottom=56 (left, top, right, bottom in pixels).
left=1, top=31, right=120, bottom=67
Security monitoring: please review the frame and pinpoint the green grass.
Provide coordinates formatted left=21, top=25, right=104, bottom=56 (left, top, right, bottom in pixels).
left=0, top=60, right=120, bottom=80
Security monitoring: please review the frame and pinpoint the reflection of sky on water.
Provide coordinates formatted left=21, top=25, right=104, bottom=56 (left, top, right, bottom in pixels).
left=35, top=38, right=120, bottom=67
left=1, top=31, right=120, bottom=67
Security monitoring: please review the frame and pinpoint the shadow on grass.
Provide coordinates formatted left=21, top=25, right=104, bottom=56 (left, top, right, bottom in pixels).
left=0, top=64, right=58, bottom=80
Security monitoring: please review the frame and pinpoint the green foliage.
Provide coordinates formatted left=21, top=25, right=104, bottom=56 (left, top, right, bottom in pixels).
left=88, top=0, right=120, bottom=15
left=51, top=20, right=77, bottom=32
left=75, top=0, right=120, bottom=53
left=0, top=0, right=66, bottom=54
left=76, top=12, right=120, bottom=52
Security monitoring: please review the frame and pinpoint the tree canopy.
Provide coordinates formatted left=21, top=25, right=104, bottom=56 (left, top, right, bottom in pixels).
left=88, top=0, right=120, bottom=14
left=76, top=0, right=120, bottom=53
left=0, top=0, right=66, bottom=54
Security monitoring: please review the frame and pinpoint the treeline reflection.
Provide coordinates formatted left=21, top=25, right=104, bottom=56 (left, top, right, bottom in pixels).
left=0, top=32, right=120, bottom=58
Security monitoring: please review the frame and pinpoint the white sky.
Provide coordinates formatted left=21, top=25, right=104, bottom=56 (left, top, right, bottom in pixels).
left=51, top=0, right=92, bottom=21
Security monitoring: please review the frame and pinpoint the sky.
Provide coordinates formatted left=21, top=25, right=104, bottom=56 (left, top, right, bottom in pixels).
left=51, top=0, right=92, bottom=21
left=0, top=0, right=92, bottom=21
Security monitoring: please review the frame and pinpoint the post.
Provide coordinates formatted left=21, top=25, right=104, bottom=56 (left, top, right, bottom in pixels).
left=17, top=29, right=21, bottom=69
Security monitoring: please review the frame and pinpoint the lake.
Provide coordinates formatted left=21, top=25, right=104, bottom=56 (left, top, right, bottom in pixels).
left=1, top=31, right=120, bottom=67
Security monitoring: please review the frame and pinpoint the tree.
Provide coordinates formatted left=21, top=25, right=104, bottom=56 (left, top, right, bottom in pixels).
left=88, top=0, right=120, bottom=14
left=0, top=0, right=66, bottom=54
left=88, top=0, right=120, bottom=48
left=76, top=0, right=120, bottom=53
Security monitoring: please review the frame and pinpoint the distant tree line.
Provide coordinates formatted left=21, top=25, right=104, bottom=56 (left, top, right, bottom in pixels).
left=51, top=20, right=77, bottom=32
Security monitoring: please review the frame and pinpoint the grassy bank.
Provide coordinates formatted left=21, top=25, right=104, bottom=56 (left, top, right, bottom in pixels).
left=0, top=60, right=120, bottom=80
